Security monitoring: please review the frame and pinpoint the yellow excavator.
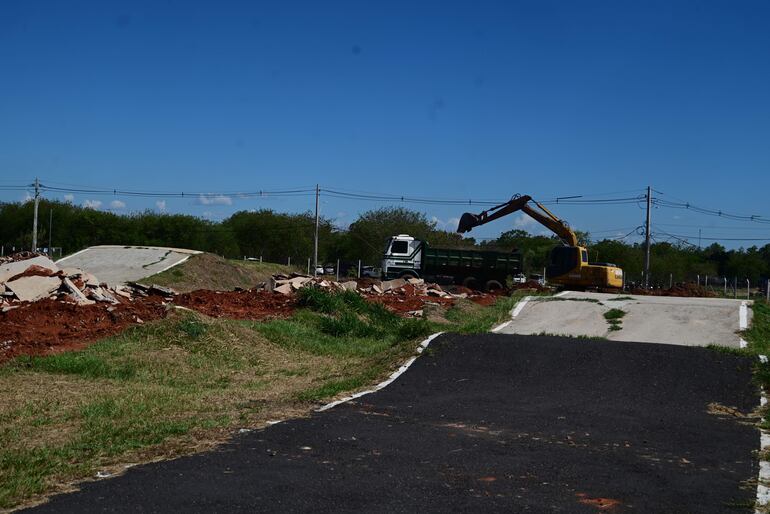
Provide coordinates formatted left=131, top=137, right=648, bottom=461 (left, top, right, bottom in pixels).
left=457, top=194, right=624, bottom=290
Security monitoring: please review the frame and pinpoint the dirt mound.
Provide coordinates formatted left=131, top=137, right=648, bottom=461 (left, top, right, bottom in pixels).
left=0, top=298, right=167, bottom=363
left=174, top=289, right=296, bottom=320
left=631, top=283, right=717, bottom=298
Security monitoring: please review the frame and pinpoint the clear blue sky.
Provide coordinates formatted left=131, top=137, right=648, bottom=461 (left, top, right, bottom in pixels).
left=2, top=1, right=769, bottom=247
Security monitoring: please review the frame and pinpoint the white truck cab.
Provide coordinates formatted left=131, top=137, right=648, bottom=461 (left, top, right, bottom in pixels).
left=381, top=234, right=423, bottom=279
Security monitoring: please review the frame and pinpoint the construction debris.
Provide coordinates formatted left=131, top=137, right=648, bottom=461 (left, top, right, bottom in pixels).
left=0, top=253, right=177, bottom=309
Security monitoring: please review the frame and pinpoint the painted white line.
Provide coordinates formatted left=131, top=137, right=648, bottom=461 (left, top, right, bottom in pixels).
left=740, top=301, right=748, bottom=330
left=55, top=247, right=91, bottom=264
left=740, top=301, right=749, bottom=349
left=154, top=255, right=191, bottom=275
left=491, top=320, right=512, bottom=333
left=316, top=332, right=445, bottom=412
left=554, top=290, right=570, bottom=297
left=511, top=296, right=532, bottom=318
left=756, top=356, right=769, bottom=513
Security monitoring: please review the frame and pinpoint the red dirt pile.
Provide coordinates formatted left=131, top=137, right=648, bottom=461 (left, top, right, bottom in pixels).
left=0, top=297, right=167, bottom=363
left=631, top=282, right=717, bottom=298
left=175, top=289, right=295, bottom=320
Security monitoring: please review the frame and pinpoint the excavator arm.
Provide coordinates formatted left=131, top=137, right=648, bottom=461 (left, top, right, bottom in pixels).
left=457, top=194, right=578, bottom=247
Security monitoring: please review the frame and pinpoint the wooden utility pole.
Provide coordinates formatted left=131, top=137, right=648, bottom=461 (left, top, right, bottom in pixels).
left=313, top=184, right=320, bottom=276
left=32, top=178, right=40, bottom=252
left=643, top=185, right=652, bottom=288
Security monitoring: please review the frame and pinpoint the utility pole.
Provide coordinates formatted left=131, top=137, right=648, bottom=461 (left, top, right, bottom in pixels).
left=643, top=185, right=652, bottom=288
left=48, top=208, right=53, bottom=255
left=32, top=177, right=40, bottom=252
left=313, top=184, right=320, bottom=276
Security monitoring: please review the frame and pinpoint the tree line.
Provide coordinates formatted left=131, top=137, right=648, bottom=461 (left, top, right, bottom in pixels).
left=1, top=200, right=768, bottom=284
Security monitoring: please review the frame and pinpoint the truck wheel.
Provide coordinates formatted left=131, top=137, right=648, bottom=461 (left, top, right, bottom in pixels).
left=462, top=276, right=479, bottom=291
left=485, top=280, right=503, bottom=292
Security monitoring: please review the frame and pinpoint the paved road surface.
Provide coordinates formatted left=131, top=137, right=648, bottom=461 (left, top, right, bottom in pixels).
left=26, top=334, right=758, bottom=513
left=498, top=291, right=751, bottom=347
left=56, top=246, right=201, bottom=285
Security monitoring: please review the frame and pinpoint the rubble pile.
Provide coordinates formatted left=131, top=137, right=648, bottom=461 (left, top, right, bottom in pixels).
left=0, top=254, right=176, bottom=312
left=264, top=272, right=492, bottom=316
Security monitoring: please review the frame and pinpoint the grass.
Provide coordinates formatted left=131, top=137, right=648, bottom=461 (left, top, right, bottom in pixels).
left=607, top=296, right=634, bottom=301
left=603, top=308, right=626, bottom=331
left=143, top=253, right=299, bottom=293
left=0, top=287, right=530, bottom=509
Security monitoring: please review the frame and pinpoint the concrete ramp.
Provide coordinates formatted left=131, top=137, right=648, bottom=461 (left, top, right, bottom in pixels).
left=499, top=291, right=750, bottom=348
left=56, top=246, right=201, bottom=286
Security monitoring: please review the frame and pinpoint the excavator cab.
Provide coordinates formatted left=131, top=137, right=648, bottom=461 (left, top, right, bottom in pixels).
left=547, top=246, right=583, bottom=279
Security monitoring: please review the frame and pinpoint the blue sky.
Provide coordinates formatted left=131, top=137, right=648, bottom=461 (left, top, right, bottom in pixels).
left=2, top=1, right=769, bottom=247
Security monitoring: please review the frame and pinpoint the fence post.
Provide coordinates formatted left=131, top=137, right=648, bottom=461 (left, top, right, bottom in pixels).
left=724, top=277, right=727, bottom=296
left=259, top=256, right=262, bottom=263
left=734, top=277, right=738, bottom=298
left=696, top=274, right=699, bottom=286
left=288, top=256, right=291, bottom=266
left=705, top=275, right=709, bottom=288
left=336, top=259, right=340, bottom=281
left=669, top=273, right=673, bottom=289
left=767, top=278, right=770, bottom=302
left=357, top=259, right=361, bottom=279
left=747, top=279, right=750, bottom=300
left=307, top=257, right=310, bottom=274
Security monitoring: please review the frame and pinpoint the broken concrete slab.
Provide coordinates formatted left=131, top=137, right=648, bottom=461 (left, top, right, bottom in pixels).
left=5, top=275, right=62, bottom=302
left=0, top=256, right=59, bottom=283
left=340, top=281, right=357, bottom=291
left=273, top=283, right=293, bottom=295
left=380, top=278, right=406, bottom=292
left=63, top=277, right=95, bottom=305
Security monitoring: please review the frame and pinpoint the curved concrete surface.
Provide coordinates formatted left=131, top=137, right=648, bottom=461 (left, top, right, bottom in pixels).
left=499, top=292, right=751, bottom=347
left=56, top=245, right=201, bottom=286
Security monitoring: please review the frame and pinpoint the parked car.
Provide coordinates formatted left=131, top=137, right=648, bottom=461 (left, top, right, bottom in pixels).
left=511, top=273, right=526, bottom=284
left=324, top=265, right=335, bottom=275
left=361, top=266, right=381, bottom=278
left=314, top=266, right=324, bottom=275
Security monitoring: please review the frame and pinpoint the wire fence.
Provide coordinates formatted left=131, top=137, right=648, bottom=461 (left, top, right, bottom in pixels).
left=623, top=272, right=770, bottom=300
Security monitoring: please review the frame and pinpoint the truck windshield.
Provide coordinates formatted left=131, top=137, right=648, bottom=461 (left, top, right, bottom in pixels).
left=390, top=241, right=409, bottom=254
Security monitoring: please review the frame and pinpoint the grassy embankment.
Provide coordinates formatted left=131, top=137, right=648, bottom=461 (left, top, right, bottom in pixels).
left=144, top=253, right=300, bottom=293
left=0, top=288, right=527, bottom=509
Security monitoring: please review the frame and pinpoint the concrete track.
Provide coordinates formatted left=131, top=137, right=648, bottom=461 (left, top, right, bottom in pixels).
left=56, top=245, right=201, bottom=286
left=498, top=291, right=751, bottom=347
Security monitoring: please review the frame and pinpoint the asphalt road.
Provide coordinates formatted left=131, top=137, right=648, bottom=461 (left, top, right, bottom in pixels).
left=498, top=292, right=751, bottom=347
left=56, top=245, right=201, bottom=286
left=27, top=334, right=759, bottom=513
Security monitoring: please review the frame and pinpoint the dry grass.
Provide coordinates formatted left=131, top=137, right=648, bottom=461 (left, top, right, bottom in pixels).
left=143, top=253, right=299, bottom=293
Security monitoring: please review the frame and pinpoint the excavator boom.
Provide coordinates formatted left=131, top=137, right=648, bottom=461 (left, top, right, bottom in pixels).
left=457, top=195, right=578, bottom=246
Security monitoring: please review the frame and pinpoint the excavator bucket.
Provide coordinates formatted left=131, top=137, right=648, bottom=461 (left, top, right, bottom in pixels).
left=457, top=212, right=481, bottom=233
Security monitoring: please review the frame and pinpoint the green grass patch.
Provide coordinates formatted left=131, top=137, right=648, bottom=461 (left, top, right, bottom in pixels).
left=603, top=308, right=626, bottom=331
left=607, top=296, right=634, bottom=301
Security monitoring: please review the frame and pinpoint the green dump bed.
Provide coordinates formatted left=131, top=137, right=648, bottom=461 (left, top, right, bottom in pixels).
left=422, top=246, right=522, bottom=286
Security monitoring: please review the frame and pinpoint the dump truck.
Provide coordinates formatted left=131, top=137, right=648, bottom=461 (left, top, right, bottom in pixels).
left=457, top=194, right=624, bottom=290
left=381, top=234, right=521, bottom=291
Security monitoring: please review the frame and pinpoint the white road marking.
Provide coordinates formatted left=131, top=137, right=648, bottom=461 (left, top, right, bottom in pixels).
left=757, top=356, right=769, bottom=513
left=740, top=301, right=749, bottom=348
left=316, top=332, right=445, bottom=412
left=511, top=296, right=532, bottom=318
left=553, top=290, right=570, bottom=297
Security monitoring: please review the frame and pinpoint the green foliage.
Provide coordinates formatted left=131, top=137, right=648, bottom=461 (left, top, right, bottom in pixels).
left=11, top=353, right=137, bottom=380
left=3, top=200, right=769, bottom=281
